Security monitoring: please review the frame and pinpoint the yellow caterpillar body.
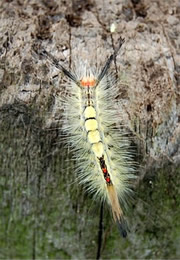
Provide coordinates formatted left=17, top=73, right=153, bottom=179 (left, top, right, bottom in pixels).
left=61, top=64, right=135, bottom=237
left=37, top=38, right=135, bottom=237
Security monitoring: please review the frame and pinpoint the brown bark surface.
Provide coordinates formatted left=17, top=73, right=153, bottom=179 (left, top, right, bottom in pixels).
left=0, top=0, right=179, bottom=259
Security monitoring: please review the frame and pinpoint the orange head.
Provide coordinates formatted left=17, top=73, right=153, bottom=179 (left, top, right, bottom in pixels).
left=80, top=76, right=96, bottom=87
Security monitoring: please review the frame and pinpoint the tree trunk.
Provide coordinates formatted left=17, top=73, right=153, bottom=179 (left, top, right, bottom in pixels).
left=0, top=0, right=179, bottom=259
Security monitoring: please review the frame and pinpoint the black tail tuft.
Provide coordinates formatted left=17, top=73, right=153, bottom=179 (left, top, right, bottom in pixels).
left=116, top=217, right=129, bottom=238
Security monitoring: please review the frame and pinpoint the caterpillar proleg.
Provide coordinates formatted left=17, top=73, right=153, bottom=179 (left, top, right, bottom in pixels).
left=36, top=37, right=135, bottom=237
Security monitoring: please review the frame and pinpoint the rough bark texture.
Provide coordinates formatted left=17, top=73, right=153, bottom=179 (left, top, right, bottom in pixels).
left=0, top=0, right=179, bottom=259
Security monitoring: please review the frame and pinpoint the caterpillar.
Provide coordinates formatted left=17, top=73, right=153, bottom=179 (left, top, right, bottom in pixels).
left=35, top=37, right=135, bottom=237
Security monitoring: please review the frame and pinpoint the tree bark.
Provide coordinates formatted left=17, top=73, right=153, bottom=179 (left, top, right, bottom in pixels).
left=0, top=0, right=179, bottom=259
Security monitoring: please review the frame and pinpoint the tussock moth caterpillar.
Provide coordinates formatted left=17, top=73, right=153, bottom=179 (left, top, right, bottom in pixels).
left=35, top=37, right=135, bottom=237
